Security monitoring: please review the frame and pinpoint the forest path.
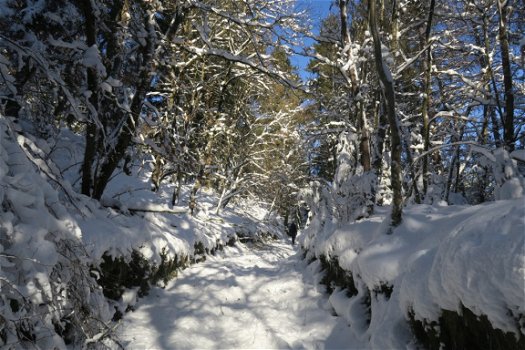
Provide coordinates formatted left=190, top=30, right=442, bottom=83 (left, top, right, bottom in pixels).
left=117, top=240, right=360, bottom=349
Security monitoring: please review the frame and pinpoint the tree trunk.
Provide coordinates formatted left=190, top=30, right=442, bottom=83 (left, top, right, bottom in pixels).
left=91, top=73, right=151, bottom=199
left=340, top=0, right=367, bottom=169
left=403, top=135, right=421, bottom=204
left=359, top=105, right=371, bottom=172
left=390, top=0, right=399, bottom=55
left=171, top=168, right=183, bottom=206
left=89, top=7, right=186, bottom=199
left=479, top=13, right=503, bottom=147
left=421, top=0, right=436, bottom=199
left=372, top=98, right=387, bottom=175
left=445, top=110, right=468, bottom=203
left=497, top=0, right=515, bottom=152
left=189, top=169, right=205, bottom=215
left=80, top=0, right=99, bottom=197
left=369, top=0, right=403, bottom=228
left=338, top=0, right=359, bottom=93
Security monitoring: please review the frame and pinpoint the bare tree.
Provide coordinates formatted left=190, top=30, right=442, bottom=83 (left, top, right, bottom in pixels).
left=369, top=0, right=403, bottom=227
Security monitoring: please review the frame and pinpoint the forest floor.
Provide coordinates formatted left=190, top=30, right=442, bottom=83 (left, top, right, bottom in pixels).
left=116, top=240, right=361, bottom=349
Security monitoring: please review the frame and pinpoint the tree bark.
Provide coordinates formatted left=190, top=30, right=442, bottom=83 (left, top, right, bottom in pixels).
left=497, top=0, right=515, bottom=152
left=421, top=0, right=436, bottom=199
left=479, top=13, right=504, bottom=147
left=89, top=7, right=187, bottom=199
left=359, top=103, right=372, bottom=172
left=445, top=107, right=470, bottom=203
left=338, top=0, right=359, bottom=94
left=80, top=0, right=99, bottom=197
left=369, top=0, right=403, bottom=228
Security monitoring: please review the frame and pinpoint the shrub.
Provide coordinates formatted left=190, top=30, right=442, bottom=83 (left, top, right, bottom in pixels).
left=150, top=248, right=189, bottom=287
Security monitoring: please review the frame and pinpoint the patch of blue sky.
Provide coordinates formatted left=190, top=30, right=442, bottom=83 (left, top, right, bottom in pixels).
left=291, top=0, right=336, bottom=82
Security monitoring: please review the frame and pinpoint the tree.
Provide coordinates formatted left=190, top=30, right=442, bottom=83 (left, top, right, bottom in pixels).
left=0, top=0, right=308, bottom=205
left=127, top=0, right=308, bottom=212
left=369, top=0, right=403, bottom=227
left=497, top=0, right=516, bottom=152
left=79, top=0, right=187, bottom=199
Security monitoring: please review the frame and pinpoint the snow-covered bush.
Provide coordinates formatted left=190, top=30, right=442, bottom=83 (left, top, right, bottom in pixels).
left=0, top=114, right=284, bottom=347
left=0, top=117, right=113, bottom=348
left=472, top=146, right=525, bottom=201
left=333, top=132, right=376, bottom=222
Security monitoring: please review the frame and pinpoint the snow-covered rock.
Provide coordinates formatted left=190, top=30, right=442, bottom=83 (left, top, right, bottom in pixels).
left=300, top=198, right=525, bottom=348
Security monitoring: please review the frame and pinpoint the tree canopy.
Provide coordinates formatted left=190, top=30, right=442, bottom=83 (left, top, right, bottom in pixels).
left=0, top=0, right=523, bottom=225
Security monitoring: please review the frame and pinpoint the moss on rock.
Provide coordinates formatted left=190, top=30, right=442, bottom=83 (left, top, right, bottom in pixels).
left=408, top=305, right=525, bottom=350
left=97, top=250, right=152, bottom=300
left=319, top=255, right=358, bottom=297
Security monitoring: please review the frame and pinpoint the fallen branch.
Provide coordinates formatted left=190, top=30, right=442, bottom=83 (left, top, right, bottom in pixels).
left=127, top=206, right=188, bottom=214
left=102, top=199, right=188, bottom=215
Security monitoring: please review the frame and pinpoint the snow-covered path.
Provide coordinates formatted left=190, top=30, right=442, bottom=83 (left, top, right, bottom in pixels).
left=117, top=241, right=359, bottom=349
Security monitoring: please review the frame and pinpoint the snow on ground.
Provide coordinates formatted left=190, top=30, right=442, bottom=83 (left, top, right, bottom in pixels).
left=94, top=184, right=523, bottom=350
left=0, top=117, right=113, bottom=348
left=1, top=117, right=288, bottom=347
left=3, top=116, right=523, bottom=348
left=301, top=199, right=525, bottom=348
left=47, top=126, right=284, bottom=264
left=116, top=241, right=363, bottom=350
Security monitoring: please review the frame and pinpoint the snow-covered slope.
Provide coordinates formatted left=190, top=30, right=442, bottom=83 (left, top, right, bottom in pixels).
left=47, top=127, right=284, bottom=263
left=0, top=118, right=112, bottom=348
left=0, top=116, right=284, bottom=348
left=3, top=113, right=524, bottom=349
left=300, top=200, right=525, bottom=348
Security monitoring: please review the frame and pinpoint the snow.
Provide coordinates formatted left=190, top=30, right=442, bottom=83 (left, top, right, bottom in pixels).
left=301, top=200, right=525, bottom=347
left=424, top=201, right=525, bottom=333
left=82, top=44, right=107, bottom=77
left=512, top=149, right=525, bottom=162
left=114, top=196, right=524, bottom=349
left=0, top=117, right=113, bottom=348
left=0, top=116, right=285, bottom=348
left=471, top=147, right=525, bottom=200
left=2, top=113, right=524, bottom=348
left=117, top=242, right=362, bottom=349
left=44, top=126, right=283, bottom=264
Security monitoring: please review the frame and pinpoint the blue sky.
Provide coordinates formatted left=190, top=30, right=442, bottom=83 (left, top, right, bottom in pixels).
left=291, top=0, right=335, bottom=81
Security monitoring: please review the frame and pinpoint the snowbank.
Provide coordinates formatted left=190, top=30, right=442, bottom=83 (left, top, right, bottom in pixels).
left=0, top=117, right=284, bottom=347
left=44, top=126, right=284, bottom=264
left=0, top=118, right=112, bottom=348
left=402, top=200, right=525, bottom=334
left=300, top=199, right=525, bottom=348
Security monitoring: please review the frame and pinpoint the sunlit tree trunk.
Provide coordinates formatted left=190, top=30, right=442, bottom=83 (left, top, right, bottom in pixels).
left=369, top=0, right=403, bottom=228
left=421, top=0, right=436, bottom=199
